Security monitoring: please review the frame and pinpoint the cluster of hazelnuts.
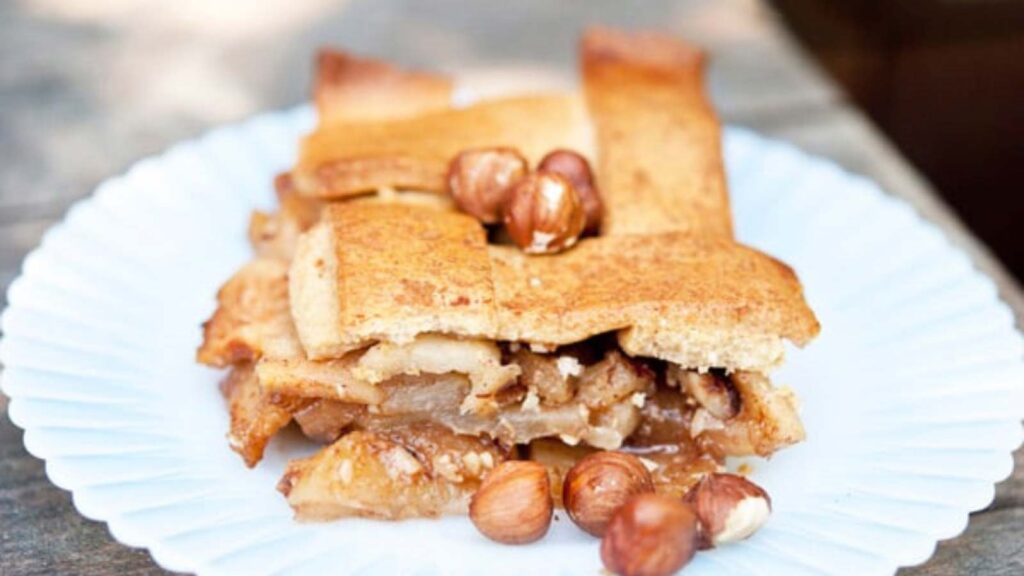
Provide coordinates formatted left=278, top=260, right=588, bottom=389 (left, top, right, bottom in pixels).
left=469, top=451, right=772, bottom=576
left=446, top=147, right=603, bottom=254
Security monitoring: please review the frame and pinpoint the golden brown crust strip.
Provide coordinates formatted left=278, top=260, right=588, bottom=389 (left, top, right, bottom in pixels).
left=289, top=204, right=818, bottom=371
left=490, top=236, right=819, bottom=369
left=581, top=27, right=733, bottom=237
left=314, top=49, right=454, bottom=123
left=196, top=259, right=302, bottom=367
left=292, top=94, right=590, bottom=199
left=249, top=175, right=324, bottom=260
left=305, top=155, right=447, bottom=199
left=287, top=202, right=500, bottom=359
left=327, top=202, right=497, bottom=353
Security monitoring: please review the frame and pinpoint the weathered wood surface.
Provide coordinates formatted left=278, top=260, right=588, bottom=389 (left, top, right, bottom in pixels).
left=0, top=1, right=1020, bottom=574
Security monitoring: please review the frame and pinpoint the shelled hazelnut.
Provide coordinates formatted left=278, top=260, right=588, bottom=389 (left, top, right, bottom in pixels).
left=538, top=149, right=602, bottom=233
left=563, top=451, right=655, bottom=536
left=503, top=172, right=585, bottom=254
left=447, top=147, right=528, bottom=223
left=601, top=494, right=700, bottom=576
left=684, top=473, right=771, bottom=548
left=469, top=461, right=553, bottom=544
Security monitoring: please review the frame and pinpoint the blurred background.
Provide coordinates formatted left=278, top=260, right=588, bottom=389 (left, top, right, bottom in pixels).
left=2, top=0, right=1021, bottom=287
left=2, top=0, right=1022, bottom=281
left=775, top=0, right=1024, bottom=284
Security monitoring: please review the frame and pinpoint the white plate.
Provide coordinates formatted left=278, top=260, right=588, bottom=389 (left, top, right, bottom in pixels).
left=2, top=105, right=1022, bottom=576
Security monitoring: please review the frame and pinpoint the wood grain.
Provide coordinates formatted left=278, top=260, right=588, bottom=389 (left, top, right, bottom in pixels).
left=0, top=412, right=168, bottom=576
left=0, top=1, right=1020, bottom=575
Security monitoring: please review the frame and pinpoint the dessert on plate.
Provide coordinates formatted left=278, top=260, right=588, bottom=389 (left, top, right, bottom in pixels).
left=196, top=25, right=818, bottom=569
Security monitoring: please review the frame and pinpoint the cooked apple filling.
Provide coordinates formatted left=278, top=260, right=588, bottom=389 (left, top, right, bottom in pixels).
left=197, top=28, right=818, bottom=523
left=270, top=338, right=803, bottom=456
left=206, top=295, right=803, bottom=518
left=281, top=344, right=649, bottom=446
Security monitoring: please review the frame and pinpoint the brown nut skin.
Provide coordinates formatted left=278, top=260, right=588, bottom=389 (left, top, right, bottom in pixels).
left=503, top=172, right=586, bottom=255
left=447, top=147, right=528, bottom=223
left=469, top=460, right=553, bottom=544
left=601, top=494, right=700, bottom=576
left=538, top=149, right=603, bottom=234
left=684, top=473, right=772, bottom=549
left=563, top=451, right=655, bottom=537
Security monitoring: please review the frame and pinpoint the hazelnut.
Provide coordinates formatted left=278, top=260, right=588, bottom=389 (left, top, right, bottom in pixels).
left=538, top=149, right=603, bottom=233
left=503, top=172, right=586, bottom=254
left=447, top=147, right=528, bottom=223
left=601, top=494, right=700, bottom=576
left=684, top=473, right=771, bottom=548
left=563, top=451, right=655, bottom=536
left=469, top=460, right=553, bottom=544
left=679, top=370, right=740, bottom=420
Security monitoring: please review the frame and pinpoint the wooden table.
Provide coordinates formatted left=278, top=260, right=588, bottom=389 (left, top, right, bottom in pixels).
left=1, top=1, right=1021, bottom=574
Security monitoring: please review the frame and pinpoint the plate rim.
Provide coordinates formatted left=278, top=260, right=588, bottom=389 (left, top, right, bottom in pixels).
left=1, top=104, right=1022, bottom=576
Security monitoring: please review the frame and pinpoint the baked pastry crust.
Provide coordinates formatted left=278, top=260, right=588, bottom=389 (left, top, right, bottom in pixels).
left=289, top=202, right=817, bottom=371
left=582, top=27, right=732, bottom=237
left=294, top=94, right=591, bottom=199
left=197, top=29, right=819, bottom=522
left=314, top=49, right=454, bottom=123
